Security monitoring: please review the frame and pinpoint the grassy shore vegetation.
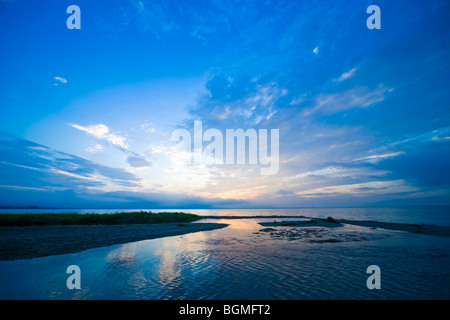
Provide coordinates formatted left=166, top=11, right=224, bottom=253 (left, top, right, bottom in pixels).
left=0, top=211, right=202, bottom=227
left=322, top=217, right=338, bottom=224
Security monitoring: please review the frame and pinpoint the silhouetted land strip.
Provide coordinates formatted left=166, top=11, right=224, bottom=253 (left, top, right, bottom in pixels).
left=336, top=219, right=450, bottom=237
left=0, top=211, right=202, bottom=226
left=0, top=222, right=228, bottom=261
left=0, top=211, right=229, bottom=260
left=260, top=217, right=342, bottom=228
left=256, top=217, right=450, bottom=237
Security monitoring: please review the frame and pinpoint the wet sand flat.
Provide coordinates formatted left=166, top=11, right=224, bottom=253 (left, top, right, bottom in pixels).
left=0, top=222, right=228, bottom=261
left=337, top=219, right=450, bottom=237
left=259, top=218, right=450, bottom=237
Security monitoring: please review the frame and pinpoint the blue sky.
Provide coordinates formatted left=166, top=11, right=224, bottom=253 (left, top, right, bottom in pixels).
left=0, top=0, right=449, bottom=208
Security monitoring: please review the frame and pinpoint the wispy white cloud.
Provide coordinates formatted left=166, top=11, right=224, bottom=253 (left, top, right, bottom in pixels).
left=334, top=67, right=357, bottom=82
left=304, top=86, right=390, bottom=116
left=432, top=136, right=450, bottom=141
left=54, top=77, right=68, bottom=86
left=70, top=123, right=128, bottom=150
left=70, top=123, right=153, bottom=169
left=0, top=132, right=142, bottom=195
left=385, top=126, right=450, bottom=148
left=86, top=144, right=103, bottom=153
left=282, top=166, right=367, bottom=182
left=0, top=185, right=46, bottom=191
left=295, top=180, right=418, bottom=196
left=139, top=121, right=156, bottom=133
left=353, top=151, right=405, bottom=164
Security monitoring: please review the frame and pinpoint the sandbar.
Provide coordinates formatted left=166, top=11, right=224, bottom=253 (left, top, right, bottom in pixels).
left=0, top=222, right=228, bottom=261
left=258, top=218, right=450, bottom=237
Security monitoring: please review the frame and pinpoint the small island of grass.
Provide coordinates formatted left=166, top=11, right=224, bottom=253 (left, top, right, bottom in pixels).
left=322, top=216, right=338, bottom=224
left=0, top=211, right=202, bottom=227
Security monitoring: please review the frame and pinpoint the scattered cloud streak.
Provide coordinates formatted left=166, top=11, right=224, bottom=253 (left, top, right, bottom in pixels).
left=87, top=144, right=103, bottom=153
left=53, top=76, right=68, bottom=86
left=304, top=86, right=390, bottom=116
left=334, top=68, right=357, bottom=82
left=70, top=123, right=128, bottom=150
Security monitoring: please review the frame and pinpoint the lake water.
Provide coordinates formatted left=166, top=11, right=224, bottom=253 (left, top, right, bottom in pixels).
left=0, top=207, right=449, bottom=299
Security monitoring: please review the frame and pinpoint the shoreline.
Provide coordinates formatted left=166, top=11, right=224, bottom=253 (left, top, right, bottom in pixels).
left=256, top=217, right=450, bottom=237
left=337, top=219, right=450, bottom=237
left=0, top=222, right=228, bottom=261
